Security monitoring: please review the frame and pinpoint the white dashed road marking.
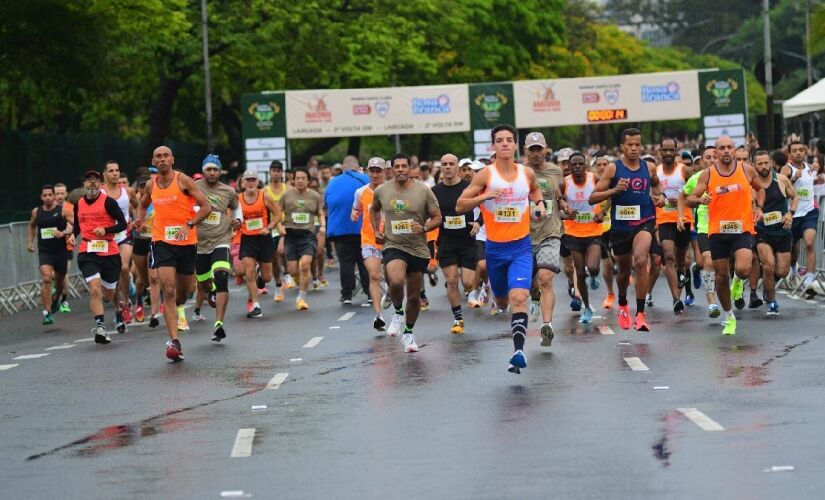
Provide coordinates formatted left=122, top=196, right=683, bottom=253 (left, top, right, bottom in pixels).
left=46, top=344, right=76, bottom=350
left=303, top=337, right=324, bottom=348
left=230, top=428, right=256, bottom=458
left=13, top=353, right=50, bottom=360
left=329, top=326, right=340, bottom=330
left=677, top=408, right=724, bottom=431
left=74, top=338, right=94, bottom=343
left=624, top=357, right=649, bottom=371
left=265, top=372, right=289, bottom=390
left=0, top=364, right=19, bottom=371
left=598, top=325, right=614, bottom=335
left=338, top=312, right=356, bottom=321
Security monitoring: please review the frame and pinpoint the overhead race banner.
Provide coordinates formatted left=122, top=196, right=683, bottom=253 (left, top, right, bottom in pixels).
left=698, top=69, right=748, bottom=147
left=241, top=92, right=288, bottom=173
left=469, top=83, right=515, bottom=158
left=285, top=84, right=470, bottom=139
left=513, top=70, right=701, bottom=128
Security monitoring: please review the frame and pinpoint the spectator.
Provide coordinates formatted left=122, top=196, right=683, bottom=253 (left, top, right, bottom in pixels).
left=324, top=155, right=370, bottom=304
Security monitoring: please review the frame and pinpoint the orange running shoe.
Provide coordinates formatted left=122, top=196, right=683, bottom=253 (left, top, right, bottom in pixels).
left=634, top=312, right=650, bottom=331
left=296, top=298, right=309, bottom=311
left=617, top=304, right=631, bottom=330
left=602, top=293, right=615, bottom=309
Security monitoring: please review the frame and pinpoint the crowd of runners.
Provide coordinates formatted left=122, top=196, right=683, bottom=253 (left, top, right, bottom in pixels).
left=28, top=126, right=825, bottom=372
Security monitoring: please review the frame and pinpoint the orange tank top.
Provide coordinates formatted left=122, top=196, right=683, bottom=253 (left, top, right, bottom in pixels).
left=151, top=172, right=197, bottom=245
left=239, top=191, right=269, bottom=236
left=563, top=173, right=603, bottom=238
left=655, top=163, right=694, bottom=224
left=707, top=162, right=755, bottom=236
left=480, top=163, right=531, bottom=243
left=359, top=186, right=382, bottom=249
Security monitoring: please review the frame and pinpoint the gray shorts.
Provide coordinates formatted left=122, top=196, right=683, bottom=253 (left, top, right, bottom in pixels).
left=533, top=237, right=561, bottom=273
left=361, top=245, right=382, bottom=261
left=285, top=230, right=317, bottom=261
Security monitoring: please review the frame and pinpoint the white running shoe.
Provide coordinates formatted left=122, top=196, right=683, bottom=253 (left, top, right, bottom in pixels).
left=402, top=333, right=419, bottom=353
left=529, top=301, right=540, bottom=323
left=387, top=313, right=404, bottom=337
left=191, top=310, right=206, bottom=322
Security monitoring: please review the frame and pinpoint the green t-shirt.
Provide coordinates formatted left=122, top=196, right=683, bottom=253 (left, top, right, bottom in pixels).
left=683, top=171, right=708, bottom=234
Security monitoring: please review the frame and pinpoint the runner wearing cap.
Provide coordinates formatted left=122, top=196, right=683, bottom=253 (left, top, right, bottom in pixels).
left=238, top=170, right=280, bottom=317
left=28, top=185, right=72, bottom=325
left=135, top=146, right=211, bottom=361
left=352, top=157, right=387, bottom=330
left=524, top=132, right=566, bottom=344
left=102, top=160, right=138, bottom=333
left=195, top=155, right=243, bottom=340
left=457, top=125, right=547, bottom=373
left=71, top=170, right=127, bottom=344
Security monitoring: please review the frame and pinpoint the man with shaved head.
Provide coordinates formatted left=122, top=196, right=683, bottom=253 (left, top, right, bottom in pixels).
left=431, top=153, right=479, bottom=334
left=686, top=136, right=765, bottom=336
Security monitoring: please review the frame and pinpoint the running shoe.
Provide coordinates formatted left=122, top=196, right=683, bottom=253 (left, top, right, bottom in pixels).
left=570, top=298, right=582, bottom=312
left=247, top=306, right=263, bottom=318
left=373, top=315, right=386, bottom=331
left=283, top=274, right=296, bottom=289
left=580, top=307, right=593, bottom=324
left=708, top=304, right=721, bottom=318
left=450, top=319, right=464, bottom=335
left=722, top=316, right=737, bottom=336
left=420, top=297, right=429, bottom=311
left=645, top=293, right=654, bottom=307
left=134, top=304, right=146, bottom=323
left=387, top=314, right=404, bottom=337
left=116, top=312, right=127, bottom=334
left=235, top=274, right=244, bottom=286
left=617, top=304, right=631, bottom=330
left=748, top=293, right=764, bottom=309
left=42, top=312, right=54, bottom=325
left=540, top=323, right=554, bottom=347
left=602, top=293, right=615, bottom=309
left=491, top=304, right=505, bottom=316
left=381, top=293, right=392, bottom=310
left=59, top=301, right=71, bottom=313
left=673, top=299, right=684, bottom=315
left=93, top=326, right=111, bottom=344
left=678, top=272, right=687, bottom=289
left=428, top=273, right=438, bottom=287
left=296, top=298, right=309, bottom=311
left=211, top=324, right=226, bottom=342
left=191, top=309, right=206, bottom=322
left=341, top=296, right=353, bottom=305
left=467, top=289, right=480, bottom=309
left=311, top=279, right=321, bottom=290
left=529, top=301, right=540, bottom=323
left=165, top=339, right=184, bottom=361
left=589, top=275, right=601, bottom=290
left=258, top=287, right=269, bottom=295
left=691, top=263, right=701, bottom=290
left=177, top=315, right=189, bottom=331
left=274, top=290, right=285, bottom=303
left=325, top=258, right=336, bottom=269
left=508, top=350, right=526, bottom=374
left=684, top=293, right=695, bottom=307
left=50, top=299, right=60, bottom=314
left=767, top=301, right=779, bottom=316
left=480, top=285, right=491, bottom=306
left=730, top=278, right=745, bottom=309
left=208, top=291, right=216, bottom=308
left=148, top=314, right=160, bottom=328
left=246, top=299, right=254, bottom=313
left=121, top=303, right=133, bottom=324
left=402, top=333, right=419, bottom=353
left=319, top=276, right=329, bottom=288
left=634, top=312, right=650, bottom=332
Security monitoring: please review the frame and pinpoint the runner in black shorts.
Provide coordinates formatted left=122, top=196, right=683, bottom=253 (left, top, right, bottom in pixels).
left=28, top=184, right=72, bottom=325
left=279, top=169, right=323, bottom=311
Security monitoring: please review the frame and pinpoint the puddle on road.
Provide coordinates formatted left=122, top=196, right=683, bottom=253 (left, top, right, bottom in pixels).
left=716, top=344, right=772, bottom=386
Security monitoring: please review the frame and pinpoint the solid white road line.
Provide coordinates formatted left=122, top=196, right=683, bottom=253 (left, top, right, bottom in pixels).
left=230, top=428, right=256, bottom=458
left=220, top=491, right=249, bottom=498
left=624, top=357, right=649, bottom=371
left=74, top=338, right=94, bottom=343
left=677, top=407, right=724, bottom=431
left=265, top=372, right=289, bottom=390
left=598, top=325, right=615, bottom=335
left=0, top=364, right=19, bottom=371
left=338, top=312, right=356, bottom=321
left=46, top=344, right=76, bottom=350
left=303, top=337, right=324, bottom=348
left=13, top=353, right=50, bottom=360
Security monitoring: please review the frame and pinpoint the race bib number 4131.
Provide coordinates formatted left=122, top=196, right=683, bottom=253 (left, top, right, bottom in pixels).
left=494, top=206, right=519, bottom=223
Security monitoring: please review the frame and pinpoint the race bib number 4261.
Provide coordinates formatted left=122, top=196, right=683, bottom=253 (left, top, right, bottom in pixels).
left=390, top=219, right=413, bottom=234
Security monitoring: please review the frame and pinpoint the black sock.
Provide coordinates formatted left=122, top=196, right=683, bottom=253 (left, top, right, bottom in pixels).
left=94, top=314, right=104, bottom=327
left=404, top=323, right=414, bottom=333
left=193, top=308, right=200, bottom=315
left=512, top=312, right=527, bottom=351
left=451, top=305, right=462, bottom=321
left=136, top=294, right=143, bottom=306
left=394, top=306, right=404, bottom=316
left=750, top=289, right=758, bottom=297
left=636, top=298, right=645, bottom=313
left=618, top=295, right=628, bottom=306
left=684, top=275, right=693, bottom=295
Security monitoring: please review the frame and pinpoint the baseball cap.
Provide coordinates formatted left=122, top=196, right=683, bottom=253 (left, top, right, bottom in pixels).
left=680, top=151, right=694, bottom=162
left=525, top=132, right=547, bottom=149
left=84, top=170, right=103, bottom=180
left=458, top=158, right=473, bottom=167
left=557, top=147, right=573, bottom=162
left=242, top=170, right=258, bottom=180
left=367, top=157, right=385, bottom=170
left=202, top=154, right=221, bottom=171
left=470, top=160, right=485, bottom=171
left=148, top=166, right=158, bottom=174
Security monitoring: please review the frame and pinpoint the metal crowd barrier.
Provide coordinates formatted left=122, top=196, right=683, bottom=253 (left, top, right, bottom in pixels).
left=0, top=221, right=87, bottom=317
left=778, top=195, right=825, bottom=301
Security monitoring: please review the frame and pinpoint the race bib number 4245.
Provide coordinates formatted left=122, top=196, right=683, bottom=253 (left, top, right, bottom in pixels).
left=720, top=220, right=743, bottom=234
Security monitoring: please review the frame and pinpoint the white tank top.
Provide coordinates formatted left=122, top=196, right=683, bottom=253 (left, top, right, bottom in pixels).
left=564, top=172, right=597, bottom=219
left=657, top=163, right=687, bottom=200
left=114, top=186, right=131, bottom=223
left=790, top=163, right=816, bottom=217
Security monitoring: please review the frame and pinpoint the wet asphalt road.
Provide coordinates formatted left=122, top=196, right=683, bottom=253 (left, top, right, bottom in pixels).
left=2, top=269, right=825, bottom=499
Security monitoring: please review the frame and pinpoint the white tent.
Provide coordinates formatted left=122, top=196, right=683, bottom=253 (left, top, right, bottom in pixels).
left=782, top=78, right=825, bottom=118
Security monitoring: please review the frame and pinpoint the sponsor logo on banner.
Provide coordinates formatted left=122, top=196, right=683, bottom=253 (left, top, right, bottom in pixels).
left=533, top=84, right=561, bottom=112
left=412, top=95, right=451, bottom=114
left=581, top=92, right=600, bottom=104
left=705, top=78, right=739, bottom=107
left=604, top=89, right=619, bottom=104
left=641, top=82, right=681, bottom=102
left=474, top=92, right=508, bottom=121
left=375, top=101, right=390, bottom=116
left=304, top=95, right=332, bottom=123
left=248, top=101, right=281, bottom=131
left=352, top=104, right=371, bottom=115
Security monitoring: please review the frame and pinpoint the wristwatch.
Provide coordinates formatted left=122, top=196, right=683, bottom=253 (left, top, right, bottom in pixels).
left=186, top=221, right=195, bottom=228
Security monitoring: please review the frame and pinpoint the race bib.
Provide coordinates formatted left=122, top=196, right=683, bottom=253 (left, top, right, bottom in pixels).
left=663, top=199, right=678, bottom=212
left=762, top=211, right=782, bottom=226
left=88, top=239, right=109, bottom=253
left=204, top=211, right=221, bottom=226
left=615, top=205, right=641, bottom=221
left=140, top=226, right=153, bottom=238
left=245, top=218, right=264, bottom=231
left=797, top=187, right=812, bottom=201
left=114, top=230, right=127, bottom=241
left=494, top=206, right=520, bottom=223
left=444, top=215, right=466, bottom=229
left=390, top=219, right=413, bottom=234
left=271, top=228, right=280, bottom=237
left=40, top=227, right=57, bottom=239
left=164, top=225, right=183, bottom=241
left=720, top=220, right=743, bottom=234
left=575, top=212, right=594, bottom=223
left=291, top=212, right=310, bottom=225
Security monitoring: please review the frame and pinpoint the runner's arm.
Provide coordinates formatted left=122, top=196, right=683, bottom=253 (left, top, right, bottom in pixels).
left=27, top=208, right=37, bottom=251
left=73, top=202, right=81, bottom=237
left=314, top=194, right=325, bottom=233
left=369, top=191, right=383, bottom=237
left=423, top=190, right=442, bottom=232
left=588, top=163, right=618, bottom=204
left=648, top=163, right=666, bottom=205
left=135, top=180, right=152, bottom=225
left=128, top=187, right=139, bottom=209
left=263, top=192, right=281, bottom=229
left=456, top=169, right=495, bottom=213
left=685, top=169, right=711, bottom=208
left=103, top=197, right=128, bottom=234
left=179, top=175, right=212, bottom=226
left=781, top=174, right=799, bottom=213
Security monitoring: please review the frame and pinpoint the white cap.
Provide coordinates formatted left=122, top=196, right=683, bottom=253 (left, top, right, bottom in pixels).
left=458, top=157, right=473, bottom=167
left=470, top=160, right=485, bottom=171
left=557, top=148, right=574, bottom=162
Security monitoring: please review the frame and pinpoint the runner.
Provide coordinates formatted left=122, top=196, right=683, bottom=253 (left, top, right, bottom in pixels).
left=352, top=157, right=387, bottom=330
left=432, top=153, right=478, bottom=335
left=466, top=161, right=490, bottom=309
left=753, top=149, right=797, bottom=314
left=135, top=146, right=211, bottom=361
left=28, top=185, right=72, bottom=325
left=655, top=137, right=694, bottom=314
left=131, top=175, right=161, bottom=327
left=238, top=170, right=280, bottom=317
left=53, top=183, right=74, bottom=313
left=264, top=161, right=289, bottom=302
left=102, top=161, right=138, bottom=333
left=524, top=132, right=565, bottom=344
left=71, top=170, right=127, bottom=344
left=371, top=153, right=442, bottom=352
left=562, top=151, right=605, bottom=324
left=457, top=124, right=547, bottom=373
left=686, top=136, right=764, bottom=335
left=278, top=168, right=323, bottom=311
left=195, top=155, right=242, bottom=339
left=592, top=154, right=616, bottom=309
left=589, top=128, right=666, bottom=332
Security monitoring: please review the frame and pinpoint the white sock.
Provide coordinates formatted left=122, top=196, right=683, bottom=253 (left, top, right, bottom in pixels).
left=253, top=302, right=260, bottom=309
left=726, top=310, right=735, bottom=320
